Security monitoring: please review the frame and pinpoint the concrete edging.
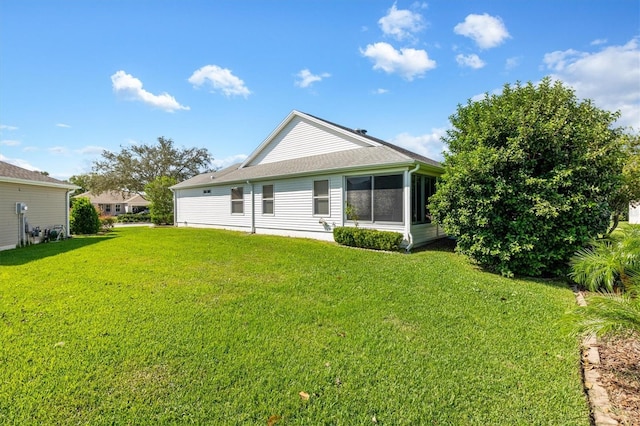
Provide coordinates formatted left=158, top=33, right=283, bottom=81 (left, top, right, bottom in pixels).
left=573, top=287, right=619, bottom=426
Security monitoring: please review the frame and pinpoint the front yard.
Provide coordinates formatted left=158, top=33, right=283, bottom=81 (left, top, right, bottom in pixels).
left=0, top=227, right=589, bottom=424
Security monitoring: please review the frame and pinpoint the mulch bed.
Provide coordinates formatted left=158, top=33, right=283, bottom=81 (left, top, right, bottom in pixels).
left=597, top=333, right=640, bottom=425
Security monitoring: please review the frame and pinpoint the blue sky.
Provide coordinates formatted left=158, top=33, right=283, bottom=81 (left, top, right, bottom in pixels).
left=1, top=0, right=638, bottom=181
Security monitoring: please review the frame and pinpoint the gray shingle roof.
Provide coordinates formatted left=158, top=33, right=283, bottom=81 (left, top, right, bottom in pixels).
left=172, top=111, right=443, bottom=190
left=0, top=161, right=78, bottom=189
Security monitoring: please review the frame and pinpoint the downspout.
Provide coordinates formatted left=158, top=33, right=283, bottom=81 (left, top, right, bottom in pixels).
left=247, top=181, right=255, bottom=234
left=66, top=189, right=73, bottom=237
left=170, top=188, right=177, bottom=226
left=405, top=163, right=421, bottom=253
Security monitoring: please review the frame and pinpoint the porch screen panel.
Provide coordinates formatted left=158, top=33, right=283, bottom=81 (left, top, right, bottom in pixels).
left=373, top=174, right=403, bottom=222
left=346, top=176, right=372, bottom=221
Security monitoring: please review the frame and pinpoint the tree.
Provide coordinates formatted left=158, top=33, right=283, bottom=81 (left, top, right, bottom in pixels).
left=68, top=173, right=95, bottom=197
left=144, top=176, right=177, bottom=225
left=70, top=197, right=100, bottom=234
left=429, top=78, right=625, bottom=277
left=607, top=133, right=640, bottom=233
left=90, top=137, right=212, bottom=194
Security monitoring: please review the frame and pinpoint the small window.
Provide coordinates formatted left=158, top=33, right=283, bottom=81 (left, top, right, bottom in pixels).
left=231, top=187, right=244, bottom=214
left=263, top=184, right=274, bottom=215
left=203, top=189, right=211, bottom=194
left=105, top=204, right=111, bottom=213
left=313, top=180, right=329, bottom=215
left=115, top=204, right=121, bottom=213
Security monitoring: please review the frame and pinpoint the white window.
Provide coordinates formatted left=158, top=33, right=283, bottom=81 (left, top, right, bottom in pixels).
left=313, top=180, right=329, bottom=215
left=262, top=184, right=274, bottom=215
left=115, top=204, right=121, bottom=213
left=203, top=189, right=211, bottom=194
left=231, top=187, right=244, bottom=214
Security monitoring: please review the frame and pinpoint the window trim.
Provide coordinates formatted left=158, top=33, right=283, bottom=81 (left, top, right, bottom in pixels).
left=313, top=179, right=330, bottom=216
left=231, top=186, right=244, bottom=215
left=262, top=184, right=274, bottom=215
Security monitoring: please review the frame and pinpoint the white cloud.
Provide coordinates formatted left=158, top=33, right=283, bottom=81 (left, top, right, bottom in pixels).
left=360, top=42, right=436, bottom=80
left=295, top=69, right=331, bottom=88
left=0, top=124, right=18, bottom=131
left=48, top=146, right=67, bottom=155
left=76, top=145, right=105, bottom=155
left=591, top=38, right=608, bottom=46
left=373, top=88, right=389, bottom=94
left=111, top=70, right=190, bottom=112
left=211, top=154, right=248, bottom=170
left=0, top=139, right=21, bottom=146
left=188, top=65, right=251, bottom=98
left=543, top=38, right=640, bottom=129
left=456, top=53, right=486, bottom=69
left=378, top=2, right=425, bottom=41
left=454, top=13, right=510, bottom=49
left=56, top=123, right=71, bottom=128
left=391, top=128, right=447, bottom=162
left=505, top=56, right=521, bottom=70
left=0, top=154, right=39, bottom=171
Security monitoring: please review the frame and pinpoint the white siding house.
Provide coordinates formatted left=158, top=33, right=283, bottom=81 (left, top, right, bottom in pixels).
left=630, top=203, right=640, bottom=225
left=0, top=161, right=78, bottom=251
left=171, top=111, right=445, bottom=249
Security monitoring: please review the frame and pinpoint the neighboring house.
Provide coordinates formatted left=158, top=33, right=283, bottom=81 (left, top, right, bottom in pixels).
left=630, top=203, right=639, bottom=225
left=171, top=110, right=445, bottom=249
left=74, top=191, right=150, bottom=216
left=0, top=161, right=78, bottom=251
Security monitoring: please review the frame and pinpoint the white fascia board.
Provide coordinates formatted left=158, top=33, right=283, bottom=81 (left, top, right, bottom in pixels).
left=0, top=176, right=79, bottom=190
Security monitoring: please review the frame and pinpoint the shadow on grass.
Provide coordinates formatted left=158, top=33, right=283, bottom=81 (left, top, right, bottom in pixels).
left=414, top=237, right=572, bottom=291
left=0, top=233, right=117, bottom=266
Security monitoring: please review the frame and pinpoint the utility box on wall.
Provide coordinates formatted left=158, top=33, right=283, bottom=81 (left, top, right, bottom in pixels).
left=15, top=202, right=28, bottom=214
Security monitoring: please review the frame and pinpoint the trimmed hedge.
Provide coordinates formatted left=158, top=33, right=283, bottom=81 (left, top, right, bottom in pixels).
left=117, top=213, right=151, bottom=223
left=333, top=227, right=404, bottom=251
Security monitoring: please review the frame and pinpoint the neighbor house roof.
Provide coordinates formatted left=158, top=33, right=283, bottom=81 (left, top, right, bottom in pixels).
left=172, top=111, right=443, bottom=190
left=74, top=191, right=150, bottom=206
left=0, top=161, right=78, bottom=190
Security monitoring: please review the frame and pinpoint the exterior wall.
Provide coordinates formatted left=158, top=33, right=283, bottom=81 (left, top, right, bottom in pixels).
left=630, top=203, right=640, bottom=225
left=0, top=182, right=69, bottom=251
left=248, top=116, right=369, bottom=166
left=175, top=184, right=253, bottom=231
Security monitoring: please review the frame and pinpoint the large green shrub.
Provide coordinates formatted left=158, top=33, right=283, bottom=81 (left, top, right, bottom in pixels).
left=333, top=227, right=403, bottom=251
left=430, top=78, right=624, bottom=277
left=70, top=197, right=100, bottom=234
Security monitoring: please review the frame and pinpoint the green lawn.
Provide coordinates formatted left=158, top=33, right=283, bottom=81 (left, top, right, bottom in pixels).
left=0, top=227, right=589, bottom=425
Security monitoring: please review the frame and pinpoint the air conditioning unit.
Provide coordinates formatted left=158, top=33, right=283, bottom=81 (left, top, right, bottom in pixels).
left=16, top=202, right=28, bottom=214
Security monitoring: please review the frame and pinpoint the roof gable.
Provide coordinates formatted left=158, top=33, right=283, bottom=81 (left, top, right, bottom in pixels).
left=241, top=111, right=377, bottom=167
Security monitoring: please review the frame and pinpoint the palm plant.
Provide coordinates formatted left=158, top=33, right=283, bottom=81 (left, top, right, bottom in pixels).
left=569, top=226, right=640, bottom=293
left=568, top=225, right=640, bottom=337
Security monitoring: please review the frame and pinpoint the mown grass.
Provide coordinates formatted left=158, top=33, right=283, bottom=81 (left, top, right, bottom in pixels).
left=0, top=227, right=589, bottom=425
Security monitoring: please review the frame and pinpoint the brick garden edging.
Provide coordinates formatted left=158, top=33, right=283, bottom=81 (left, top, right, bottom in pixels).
left=573, top=287, right=619, bottom=426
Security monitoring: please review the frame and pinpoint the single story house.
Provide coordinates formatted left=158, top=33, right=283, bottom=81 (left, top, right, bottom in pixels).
left=630, top=203, right=639, bottom=225
left=0, top=161, right=78, bottom=251
left=171, top=110, right=445, bottom=249
left=74, top=191, right=150, bottom=216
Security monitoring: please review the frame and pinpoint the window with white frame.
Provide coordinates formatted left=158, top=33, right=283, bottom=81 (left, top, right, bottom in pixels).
left=262, top=184, right=274, bottom=215
left=313, top=180, right=329, bottom=215
left=115, top=204, right=121, bottom=213
left=346, top=174, right=403, bottom=223
left=203, top=189, right=211, bottom=194
left=231, top=187, right=244, bottom=214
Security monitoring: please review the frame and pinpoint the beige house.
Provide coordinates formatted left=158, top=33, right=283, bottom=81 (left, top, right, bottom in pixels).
left=630, top=203, right=639, bottom=225
left=0, top=161, right=78, bottom=251
left=74, top=191, right=150, bottom=216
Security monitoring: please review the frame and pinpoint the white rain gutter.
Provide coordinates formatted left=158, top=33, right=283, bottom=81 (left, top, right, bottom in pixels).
left=247, top=181, right=255, bottom=234
left=66, top=189, right=74, bottom=237
left=404, top=163, right=421, bottom=252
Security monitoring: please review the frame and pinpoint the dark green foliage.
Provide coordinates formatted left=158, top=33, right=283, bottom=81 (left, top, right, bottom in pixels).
left=70, top=197, right=100, bottom=235
left=430, top=78, right=624, bottom=277
left=117, top=213, right=151, bottom=223
left=145, top=176, right=177, bottom=225
left=333, top=226, right=403, bottom=251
